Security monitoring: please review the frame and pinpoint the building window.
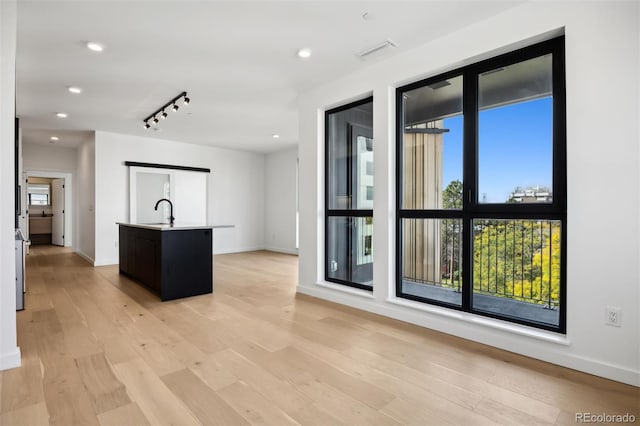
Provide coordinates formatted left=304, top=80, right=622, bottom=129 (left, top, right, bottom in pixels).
left=326, top=97, right=373, bottom=290
left=396, top=37, right=566, bottom=332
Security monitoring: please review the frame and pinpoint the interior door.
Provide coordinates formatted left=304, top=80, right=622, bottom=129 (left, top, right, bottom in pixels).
left=51, top=178, right=65, bottom=246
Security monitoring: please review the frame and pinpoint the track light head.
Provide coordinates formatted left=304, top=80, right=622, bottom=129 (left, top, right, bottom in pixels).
left=144, top=91, right=188, bottom=128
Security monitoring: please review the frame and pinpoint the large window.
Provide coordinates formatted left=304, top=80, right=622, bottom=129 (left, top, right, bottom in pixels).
left=326, top=97, right=373, bottom=290
left=396, top=37, right=566, bottom=332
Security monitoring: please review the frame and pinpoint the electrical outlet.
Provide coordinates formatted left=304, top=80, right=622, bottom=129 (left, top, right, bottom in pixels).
left=605, top=306, right=622, bottom=327
left=330, top=260, right=338, bottom=272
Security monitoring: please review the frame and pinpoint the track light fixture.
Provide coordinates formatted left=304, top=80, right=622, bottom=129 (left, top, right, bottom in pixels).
left=143, top=91, right=189, bottom=129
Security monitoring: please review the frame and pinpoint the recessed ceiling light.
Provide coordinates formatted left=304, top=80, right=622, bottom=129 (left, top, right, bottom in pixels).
left=86, top=42, right=104, bottom=52
left=272, top=134, right=280, bottom=139
left=68, top=86, right=82, bottom=94
left=50, top=136, right=59, bottom=141
left=56, top=112, right=68, bottom=118
left=297, top=48, right=311, bottom=59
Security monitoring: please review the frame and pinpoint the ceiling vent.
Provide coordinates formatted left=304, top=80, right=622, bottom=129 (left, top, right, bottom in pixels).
left=358, top=39, right=398, bottom=59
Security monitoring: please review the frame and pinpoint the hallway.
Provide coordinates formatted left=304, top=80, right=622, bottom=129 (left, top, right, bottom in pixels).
left=0, top=246, right=637, bottom=425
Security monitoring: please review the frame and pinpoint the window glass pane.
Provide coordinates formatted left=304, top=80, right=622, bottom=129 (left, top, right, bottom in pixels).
left=472, top=218, right=561, bottom=327
left=327, top=101, right=373, bottom=210
left=327, top=216, right=373, bottom=288
left=401, top=75, right=463, bottom=210
left=478, top=55, right=553, bottom=204
left=400, top=218, right=463, bottom=306
left=28, top=183, right=50, bottom=206
left=29, top=194, right=48, bottom=205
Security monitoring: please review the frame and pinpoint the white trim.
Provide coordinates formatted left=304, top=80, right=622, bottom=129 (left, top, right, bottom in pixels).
left=301, top=281, right=375, bottom=299
left=386, top=296, right=570, bottom=345
left=74, top=250, right=95, bottom=266
left=213, top=246, right=267, bottom=255
left=94, top=257, right=118, bottom=267
left=95, top=246, right=269, bottom=265
left=0, top=347, right=21, bottom=371
left=265, top=246, right=299, bottom=256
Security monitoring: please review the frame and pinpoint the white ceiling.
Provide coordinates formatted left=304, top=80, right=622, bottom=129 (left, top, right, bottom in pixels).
left=16, top=1, right=522, bottom=153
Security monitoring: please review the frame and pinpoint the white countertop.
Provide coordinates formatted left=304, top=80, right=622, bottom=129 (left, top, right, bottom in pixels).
left=117, top=222, right=234, bottom=231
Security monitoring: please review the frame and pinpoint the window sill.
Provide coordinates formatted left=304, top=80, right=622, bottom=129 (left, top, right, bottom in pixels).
left=386, top=296, right=570, bottom=346
left=315, top=281, right=375, bottom=299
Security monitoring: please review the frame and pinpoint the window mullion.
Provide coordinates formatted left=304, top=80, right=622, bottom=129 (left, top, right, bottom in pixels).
left=461, top=68, right=477, bottom=311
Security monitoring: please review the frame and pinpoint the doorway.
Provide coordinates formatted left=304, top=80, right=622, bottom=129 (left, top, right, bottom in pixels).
left=22, top=171, right=73, bottom=248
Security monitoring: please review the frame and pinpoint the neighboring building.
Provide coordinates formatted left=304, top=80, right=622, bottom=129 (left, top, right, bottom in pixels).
left=509, top=186, right=552, bottom=203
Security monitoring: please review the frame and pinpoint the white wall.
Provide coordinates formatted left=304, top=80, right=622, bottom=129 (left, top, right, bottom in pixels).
left=298, top=1, right=639, bottom=386
left=76, top=136, right=95, bottom=263
left=23, top=143, right=77, bottom=172
left=265, top=147, right=298, bottom=254
left=94, top=131, right=265, bottom=265
left=0, top=0, right=20, bottom=371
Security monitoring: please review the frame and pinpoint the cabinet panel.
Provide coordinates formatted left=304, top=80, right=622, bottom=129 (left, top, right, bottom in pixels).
left=133, top=236, right=159, bottom=292
left=161, top=229, right=212, bottom=301
left=119, top=226, right=129, bottom=273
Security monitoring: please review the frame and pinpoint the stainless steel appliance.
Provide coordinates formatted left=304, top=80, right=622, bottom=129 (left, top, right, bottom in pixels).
left=15, top=228, right=25, bottom=311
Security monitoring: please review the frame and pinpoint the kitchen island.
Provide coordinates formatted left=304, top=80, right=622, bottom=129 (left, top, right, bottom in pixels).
left=117, top=222, right=213, bottom=301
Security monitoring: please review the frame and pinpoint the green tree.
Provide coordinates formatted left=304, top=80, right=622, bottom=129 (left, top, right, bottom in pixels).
left=473, top=218, right=560, bottom=308
left=443, top=179, right=463, bottom=209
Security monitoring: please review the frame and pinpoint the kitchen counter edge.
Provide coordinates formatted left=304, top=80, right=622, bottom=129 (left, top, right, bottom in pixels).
left=116, top=222, right=233, bottom=231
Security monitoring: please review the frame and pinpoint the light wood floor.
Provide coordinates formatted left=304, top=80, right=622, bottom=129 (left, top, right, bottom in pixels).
left=1, top=246, right=637, bottom=426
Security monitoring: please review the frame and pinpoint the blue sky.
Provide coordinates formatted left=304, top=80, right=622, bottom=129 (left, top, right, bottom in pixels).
left=442, top=97, right=553, bottom=203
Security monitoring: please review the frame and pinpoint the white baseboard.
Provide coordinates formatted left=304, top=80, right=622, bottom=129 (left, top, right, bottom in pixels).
left=93, top=248, right=278, bottom=264
left=0, top=347, right=21, bottom=371
left=93, top=258, right=118, bottom=267
left=213, top=246, right=266, bottom=255
left=264, top=246, right=299, bottom=256
left=74, top=250, right=95, bottom=265
left=296, top=284, right=640, bottom=387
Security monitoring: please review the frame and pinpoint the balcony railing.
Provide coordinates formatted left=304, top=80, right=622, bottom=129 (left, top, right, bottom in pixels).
left=402, top=218, right=561, bottom=326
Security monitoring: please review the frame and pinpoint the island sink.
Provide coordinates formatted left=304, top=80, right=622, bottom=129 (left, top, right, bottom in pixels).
left=117, top=223, right=212, bottom=301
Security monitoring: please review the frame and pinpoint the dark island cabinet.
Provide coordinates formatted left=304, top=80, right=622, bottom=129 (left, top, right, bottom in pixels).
left=118, top=224, right=212, bottom=301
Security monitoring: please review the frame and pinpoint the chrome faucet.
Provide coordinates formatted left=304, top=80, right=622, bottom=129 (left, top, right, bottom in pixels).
left=154, top=198, right=175, bottom=225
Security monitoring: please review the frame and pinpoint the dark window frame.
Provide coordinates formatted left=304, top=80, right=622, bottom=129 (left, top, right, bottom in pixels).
left=395, top=37, right=567, bottom=333
left=325, top=96, right=374, bottom=291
